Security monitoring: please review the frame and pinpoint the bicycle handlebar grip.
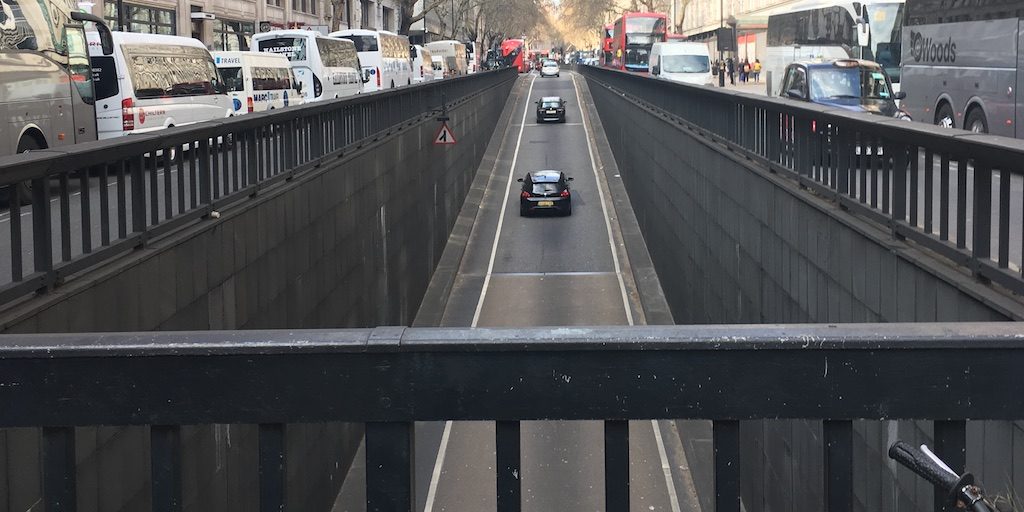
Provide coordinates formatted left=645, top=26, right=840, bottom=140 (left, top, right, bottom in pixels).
left=888, top=441, right=959, bottom=490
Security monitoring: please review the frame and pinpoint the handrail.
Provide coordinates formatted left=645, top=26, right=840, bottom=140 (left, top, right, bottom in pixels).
left=577, top=65, right=1024, bottom=298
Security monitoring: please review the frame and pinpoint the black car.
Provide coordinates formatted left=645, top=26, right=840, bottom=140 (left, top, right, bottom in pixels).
left=779, top=59, right=910, bottom=120
left=536, top=96, right=566, bottom=123
left=518, top=170, right=573, bottom=216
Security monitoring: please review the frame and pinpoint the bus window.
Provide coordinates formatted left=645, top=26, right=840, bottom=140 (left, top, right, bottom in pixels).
left=346, top=36, right=379, bottom=52
left=258, top=38, right=308, bottom=61
left=91, top=55, right=120, bottom=100
left=220, top=66, right=245, bottom=92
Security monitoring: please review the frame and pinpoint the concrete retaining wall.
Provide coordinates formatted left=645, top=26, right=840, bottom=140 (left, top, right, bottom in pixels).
left=0, top=76, right=514, bottom=512
left=586, top=76, right=1024, bottom=512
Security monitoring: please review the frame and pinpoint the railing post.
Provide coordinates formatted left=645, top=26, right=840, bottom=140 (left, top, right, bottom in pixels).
left=713, top=420, right=740, bottom=512
left=32, top=175, right=53, bottom=288
left=823, top=420, right=852, bottom=512
left=151, top=425, right=182, bottom=512
left=259, top=423, right=286, bottom=512
left=496, top=420, right=521, bottom=512
left=198, top=138, right=212, bottom=206
left=604, top=420, right=629, bottom=511
left=43, top=426, right=76, bottom=512
left=130, top=154, right=146, bottom=236
left=933, top=421, right=966, bottom=512
left=366, top=421, right=413, bottom=512
left=971, top=161, right=992, bottom=269
left=891, top=144, right=909, bottom=238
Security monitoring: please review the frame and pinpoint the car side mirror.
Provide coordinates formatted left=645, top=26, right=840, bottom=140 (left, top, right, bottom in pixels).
left=652, top=65, right=660, bottom=75
left=894, top=91, right=906, bottom=100
left=295, top=81, right=303, bottom=93
left=566, top=177, right=574, bottom=181
left=517, top=178, right=524, bottom=182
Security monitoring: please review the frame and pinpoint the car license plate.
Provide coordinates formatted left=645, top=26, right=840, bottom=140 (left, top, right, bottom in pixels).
left=547, top=110, right=556, bottom=114
left=538, top=200, right=554, bottom=207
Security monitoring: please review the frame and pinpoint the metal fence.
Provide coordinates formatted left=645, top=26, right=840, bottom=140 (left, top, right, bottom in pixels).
left=3, top=324, right=1022, bottom=511
left=0, top=69, right=516, bottom=308
left=577, top=65, right=1024, bottom=298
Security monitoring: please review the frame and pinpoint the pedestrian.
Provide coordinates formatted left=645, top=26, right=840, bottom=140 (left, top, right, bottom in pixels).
left=742, top=59, right=751, bottom=82
left=753, top=58, right=762, bottom=82
left=712, top=59, right=719, bottom=76
left=726, top=58, right=735, bottom=85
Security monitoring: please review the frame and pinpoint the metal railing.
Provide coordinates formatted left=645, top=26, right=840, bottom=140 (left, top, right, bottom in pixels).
left=3, top=324, right=1022, bottom=511
left=0, top=68, right=516, bottom=308
left=578, top=65, right=1024, bottom=298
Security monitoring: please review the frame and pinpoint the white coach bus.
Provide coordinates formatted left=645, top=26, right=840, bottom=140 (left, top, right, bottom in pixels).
left=252, top=30, right=364, bottom=102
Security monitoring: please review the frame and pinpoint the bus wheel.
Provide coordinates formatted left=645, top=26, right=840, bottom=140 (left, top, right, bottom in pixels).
left=965, top=108, right=988, bottom=134
left=935, top=103, right=955, bottom=129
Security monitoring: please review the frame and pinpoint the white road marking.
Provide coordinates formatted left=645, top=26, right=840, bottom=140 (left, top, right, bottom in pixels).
left=573, top=71, right=683, bottom=512
left=422, top=420, right=453, bottom=512
left=471, top=74, right=537, bottom=327
left=424, top=74, right=537, bottom=512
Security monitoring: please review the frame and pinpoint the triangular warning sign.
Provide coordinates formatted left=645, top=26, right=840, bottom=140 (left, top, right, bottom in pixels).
left=434, top=122, right=457, bottom=145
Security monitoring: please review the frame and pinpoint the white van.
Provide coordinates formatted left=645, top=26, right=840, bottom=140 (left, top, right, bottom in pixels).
left=87, top=31, right=232, bottom=140
left=649, top=42, right=714, bottom=86
left=252, top=30, right=364, bottom=103
left=213, top=51, right=303, bottom=114
left=411, top=45, right=435, bottom=83
left=425, top=40, right=467, bottom=77
left=328, top=29, right=413, bottom=92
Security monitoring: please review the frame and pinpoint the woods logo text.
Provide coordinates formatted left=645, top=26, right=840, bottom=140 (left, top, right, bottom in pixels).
left=909, top=30, right=957, bottom=63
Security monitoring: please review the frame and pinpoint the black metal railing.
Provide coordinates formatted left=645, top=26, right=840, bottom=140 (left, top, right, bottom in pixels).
left=0, top=68, right=517, bottom=308
left=577, top=65, right=1024, bottom=298
left=3, top=324, right=1022, bottom=511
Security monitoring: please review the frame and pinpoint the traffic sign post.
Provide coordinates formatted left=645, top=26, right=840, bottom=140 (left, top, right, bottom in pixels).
left=434, top=91, right=455, bottom=145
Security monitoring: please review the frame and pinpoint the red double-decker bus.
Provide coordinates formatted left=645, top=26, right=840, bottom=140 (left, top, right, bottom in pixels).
left=602, top=24, right=614, bottom=65
left=609, top=12, right=668, bottom=72
left=500, top=39, right=528, bottom=73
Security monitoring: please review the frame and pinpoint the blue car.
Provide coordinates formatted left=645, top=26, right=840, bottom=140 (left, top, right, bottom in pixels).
left=780, top=59, right=910, bottom=120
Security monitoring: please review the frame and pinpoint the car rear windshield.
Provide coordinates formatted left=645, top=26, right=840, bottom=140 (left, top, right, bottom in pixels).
left=532, top=183, right=561, bottom=194
left=541, top=100, right=561, bottom=108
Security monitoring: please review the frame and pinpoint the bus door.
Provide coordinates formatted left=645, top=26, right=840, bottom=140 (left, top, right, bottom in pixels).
left=65, top=24, right=98, bottom=144
left=290, top=66, right=317, bottom=101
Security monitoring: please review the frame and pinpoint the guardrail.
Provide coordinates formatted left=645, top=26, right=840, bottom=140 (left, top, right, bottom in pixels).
left=3, top=324, right=1022, bottom=511
left=0, top=68, right=517, bottom=308
left=577, top=65, right=1024, bottom=298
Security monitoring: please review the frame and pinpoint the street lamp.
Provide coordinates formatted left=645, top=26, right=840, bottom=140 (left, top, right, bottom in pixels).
left=718, top=0, right=724, bottom=86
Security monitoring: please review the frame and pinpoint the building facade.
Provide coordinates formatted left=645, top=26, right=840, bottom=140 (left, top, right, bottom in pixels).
left=80, top=0, right=403, bottom=51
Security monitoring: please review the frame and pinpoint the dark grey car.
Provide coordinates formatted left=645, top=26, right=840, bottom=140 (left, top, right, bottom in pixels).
left=518, top=170, right=573, bottom=216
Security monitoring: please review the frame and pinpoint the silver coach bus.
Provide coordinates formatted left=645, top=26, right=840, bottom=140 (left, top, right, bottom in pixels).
left=0, top=0, right=113, bottom=159
left=900, top=0, right=1024, bottom=137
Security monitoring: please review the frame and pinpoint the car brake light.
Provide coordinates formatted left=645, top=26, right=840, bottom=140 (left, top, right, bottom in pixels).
left=247, top=97, right=254, bottom=113
left=520, top=191, right=531, bottom=199
left=376, top=67, right=381, bottom=88
left=560, top=189, right=570, bottom=197
left=121, top=98, right=134, bottom=131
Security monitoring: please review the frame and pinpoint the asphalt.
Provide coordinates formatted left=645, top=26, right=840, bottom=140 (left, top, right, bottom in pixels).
left=408, top=70, right=701, bottom=511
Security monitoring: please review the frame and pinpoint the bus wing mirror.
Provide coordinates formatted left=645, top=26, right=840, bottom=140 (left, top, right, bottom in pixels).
left=894, top=91, right=906, bottom=100
left=856, top=22, right=870, bottom=47
left=72, top=12, right=114, bottom=55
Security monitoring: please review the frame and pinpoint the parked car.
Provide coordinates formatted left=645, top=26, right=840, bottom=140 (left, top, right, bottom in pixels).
left=518, top=170, right=573, bottom=216
left=779, top=59, right=910, bottom=120
left=213, top=51, right=303, bottom=114
left=536, top=96, right=566, bottom=123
